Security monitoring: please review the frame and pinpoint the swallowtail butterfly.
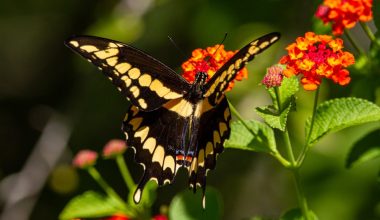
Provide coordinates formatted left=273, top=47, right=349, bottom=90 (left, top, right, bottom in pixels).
left=65, top=32, right=280, bottom=207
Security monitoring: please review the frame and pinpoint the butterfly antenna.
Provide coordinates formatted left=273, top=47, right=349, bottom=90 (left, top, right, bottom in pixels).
left=207, top=32, right=228, bottom=62
left=168, top=35, right=188, bottom=61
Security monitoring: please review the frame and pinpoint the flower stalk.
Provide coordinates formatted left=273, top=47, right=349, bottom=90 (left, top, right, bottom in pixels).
left=344, top=30, right=365, bottom=55
left=116, top=155, right=136, bottom=190
left=360, top=21, right=380, bottom=47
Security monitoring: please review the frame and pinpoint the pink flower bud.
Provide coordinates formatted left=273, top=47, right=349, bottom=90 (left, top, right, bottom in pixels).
left=262, top=65, right=284, bottom=88
left=103, top=139, right=127, bottom=158
left=72, top=150, right=98, bottom=168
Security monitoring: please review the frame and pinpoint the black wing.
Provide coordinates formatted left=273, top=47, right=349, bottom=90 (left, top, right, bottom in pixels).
left=65, top=35, right=191, bottom=111
left=122, top=96, right=231, bottom=208
left=204, top=32, right=280, bottom=105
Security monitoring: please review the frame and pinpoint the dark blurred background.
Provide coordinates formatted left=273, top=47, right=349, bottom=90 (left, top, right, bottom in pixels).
left=1, top=0, right=379, bottom=219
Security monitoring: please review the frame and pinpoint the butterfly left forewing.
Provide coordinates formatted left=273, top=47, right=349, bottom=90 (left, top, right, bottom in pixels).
left=65, top=36, right=191, bottom=111
left=204, top=32, right=280, bottom=105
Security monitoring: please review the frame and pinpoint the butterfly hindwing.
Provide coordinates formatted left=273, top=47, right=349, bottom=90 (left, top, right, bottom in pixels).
left=122, top=96, right=231, bottom=205
left=188, top=96, right=231, bottom=205
left=204, top=32, right=281, bottom=105
left=65, top=36, right=191, bottom=111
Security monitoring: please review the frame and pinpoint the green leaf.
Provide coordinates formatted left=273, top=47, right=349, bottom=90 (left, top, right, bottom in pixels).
left=346, top=129, right=380, bottom=168
left=127, top=181, right=157, bottom=215
left=255, top=102, right=292, bottom=131
left=280, top=208, right=319, bottom=220
left=224, top=120, right=277, bottom=154
left=169, top=187, right=222, bottom=220
left=306, top=98, right=380, bottom=146
left=278, top=76, right=299, bottom=109
left=268, top=76, right=299, bottom=111
left=59, top=191, right=128, bottom=220
left=311, top=16, right=331, bottom=35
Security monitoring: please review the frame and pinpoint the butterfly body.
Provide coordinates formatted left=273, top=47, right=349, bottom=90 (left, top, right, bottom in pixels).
left=65, top=32, right=280, bottom=207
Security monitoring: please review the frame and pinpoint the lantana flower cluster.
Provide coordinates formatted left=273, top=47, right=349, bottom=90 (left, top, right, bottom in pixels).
left=279, top=32, right=355, bottom=91
left=315, top=0, right=373, bottom=35
left=181, top=44, right=248, bottom=90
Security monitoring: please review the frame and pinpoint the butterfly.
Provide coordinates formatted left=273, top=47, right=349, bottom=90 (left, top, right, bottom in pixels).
left=65, top=32, right=280, bottom=208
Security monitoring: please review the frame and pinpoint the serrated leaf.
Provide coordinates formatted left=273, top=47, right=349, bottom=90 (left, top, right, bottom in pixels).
left=256, top=102, right=292, bottom=131
left=306, top=98, right=380, bottom=146
left=278, top=76, right=299, bottom=109
left=268, top=76, right=299, bottom=111
left=59, top=191, right=128, bottom=220
left=280, top=208, right=319, bottom=220
left=169, top=187, right=222, bottom=220
left=224, top=120, right=277, bottom=154
left=346, top=129, right=380, bottom=168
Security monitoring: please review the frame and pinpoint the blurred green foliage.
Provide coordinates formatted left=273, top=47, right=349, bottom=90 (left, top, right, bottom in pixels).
left=1, top=0, right=379, bottom=219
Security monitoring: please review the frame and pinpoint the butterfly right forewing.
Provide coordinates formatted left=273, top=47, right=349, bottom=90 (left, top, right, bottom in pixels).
left=203, top=32, right=281, bottom=105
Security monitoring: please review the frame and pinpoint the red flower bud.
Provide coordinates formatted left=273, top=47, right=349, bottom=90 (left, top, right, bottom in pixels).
left=72, top=150, right=98, bottom=168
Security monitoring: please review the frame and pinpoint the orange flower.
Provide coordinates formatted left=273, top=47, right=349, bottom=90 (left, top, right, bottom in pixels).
left=279, top=32, right=355, bottom=90
left=315, top=0, right=373, bottom=35
left=181, top=44, right=248, bottom=91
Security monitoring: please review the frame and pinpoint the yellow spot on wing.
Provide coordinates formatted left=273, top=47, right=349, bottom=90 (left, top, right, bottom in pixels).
left=150, top=79, right=170, bottom=97
left=106, top=57, right=118, bottom=66
left=205, top=142, right=214, bottom=156
left=128, top=68, right=141, bottom=79
left=163, top=155, right=175, bottom=171
left=190, top=157, right=198, bottom=173
left=94, top=48, right=119, bottom=59
left=134, top=126, right=149, bottom=142
left=194, top=99, right=213, bottom=118
left=152, top=145, right=165, bottom=166
left=224, top=108, right=230, bottom=121
left=121, top=75, right=132, bottom=87
left=129, top=117, right=142, bottom=131
left=130, top=86, right=140, bottom=98
left=138, top=74, right=152, bottom=87
left=163, top=98, right=193, bottom=117
left=213, top=131, right=221, bottom=146
left=80, top=45, right=98, bottom=53
left=248, top=46, right=260, bottom=55
left=138, top=99, right=147, bottom=109
left=219, top=122, right=228, bottom=135
left=143, top=137, right=156, bottom=153
left=270, top=36, right=279, bottom=43
left=108, top=42, right=118, bottom=48
left=198, top=149, right=205, bottom=167
left=134, top=188, right=142, bottom=203
left=163, top=92, right=182, bottom=99
left=259, top=41, right=270, bottom=49
left=116, top=62, right=132, bottom=74
left=69, top=41, right=79, bottom=47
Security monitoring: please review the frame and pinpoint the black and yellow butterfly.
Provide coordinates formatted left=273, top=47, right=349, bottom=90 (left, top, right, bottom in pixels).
left=65, top=32, right=280, bottom=207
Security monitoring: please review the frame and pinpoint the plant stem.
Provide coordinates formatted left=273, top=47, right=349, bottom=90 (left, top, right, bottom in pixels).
left=275, top=87, right=310, bottom=219
left=228, top=99, right=253, bottom=133
left=116, top=155, right=136, bottom=190
left=274, top=87, right=296, bottom=166
left=359, top=22, right=380, bottom=47
left=87, top=167, right=124, bottom=203
left=228, top=99, right=290, bottom=167
left=292, top=169, right=311, bottom=220
left=297, top=87, right=319, bottom=165
left=344, top=30, right=365, bottom=55
left=283, top=130, right=296, bottom=166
